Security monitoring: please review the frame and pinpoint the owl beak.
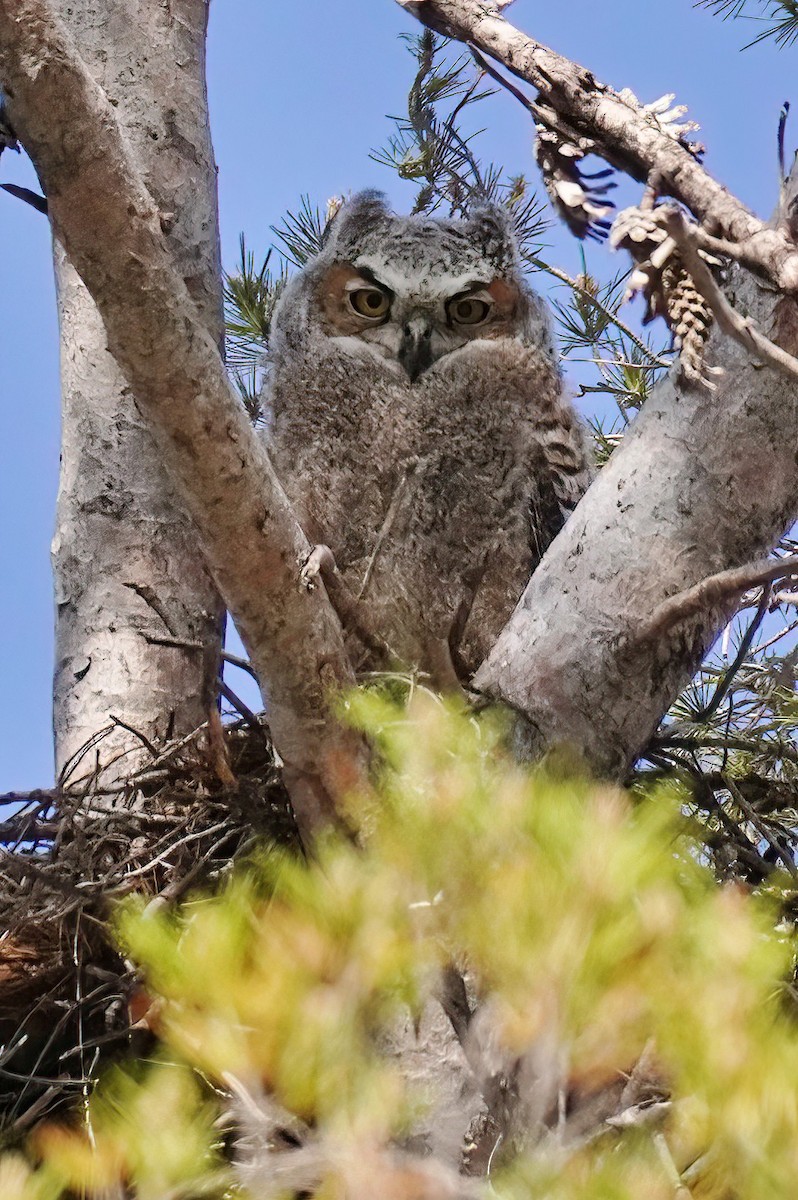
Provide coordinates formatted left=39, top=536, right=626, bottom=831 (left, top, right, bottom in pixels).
left=398, top=317, right=434, bottom=383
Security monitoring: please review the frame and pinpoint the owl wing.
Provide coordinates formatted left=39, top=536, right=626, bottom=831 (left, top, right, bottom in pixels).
left=529, top=409, right=595, bottom=563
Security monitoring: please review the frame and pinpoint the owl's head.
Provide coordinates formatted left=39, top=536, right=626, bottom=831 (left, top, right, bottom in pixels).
left=294, top=191, right=546, bottom=382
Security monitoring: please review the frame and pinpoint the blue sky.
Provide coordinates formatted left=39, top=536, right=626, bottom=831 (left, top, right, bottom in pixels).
left=0, top=0, right=793, bottom=787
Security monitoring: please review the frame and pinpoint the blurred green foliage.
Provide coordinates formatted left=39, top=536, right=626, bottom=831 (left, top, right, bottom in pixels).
left=5, top=695, right=798, bottom=1198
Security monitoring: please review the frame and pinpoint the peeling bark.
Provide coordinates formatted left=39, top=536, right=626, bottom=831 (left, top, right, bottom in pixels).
left=52, top=0, right=225, bottom=789
left=395, top=0, right=798, bottom=292
left=0, top=0, right=364, bottom=836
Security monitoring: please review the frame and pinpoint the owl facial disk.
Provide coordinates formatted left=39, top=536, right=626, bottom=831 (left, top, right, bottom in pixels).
left=317, top=261, right=521, bottom=380
left=317, top=264, right=394, bottom=336
left=446, top=287, right=494, bottom=329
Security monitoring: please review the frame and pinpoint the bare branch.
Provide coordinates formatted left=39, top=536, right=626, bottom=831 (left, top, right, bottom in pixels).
left=636, top=557, right=798, bottom=644
left=694, top=585, right=772, bottom=723
left=218, top=679, right=269, bottom=739
left=0, top=0, right=365, bottom=839
left=222, top=650, right=259, bottom=680
left=722, top=773, right=798, bottom=877
left=396, top=0, right=798, bottom=290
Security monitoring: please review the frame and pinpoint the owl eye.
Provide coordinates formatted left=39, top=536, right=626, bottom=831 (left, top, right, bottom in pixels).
left=349, top=287, right=391, bottom=320
left=448, top=296, right=492, bottom=326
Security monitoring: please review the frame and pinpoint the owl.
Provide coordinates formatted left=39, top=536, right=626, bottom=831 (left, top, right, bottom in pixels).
left=264, top=191, right=592, bottom=688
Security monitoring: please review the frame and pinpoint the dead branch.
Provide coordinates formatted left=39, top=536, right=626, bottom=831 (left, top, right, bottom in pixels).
left=222, top=650, right=259, bottom=680
left=722, top=774, right=797, bottom=877
left=0, top=789, right=59, bottom=807
left=0, top=0, right=366, bottom=841
left=636, top=556, right=798, bottom=644
left=396, top=0, right=798, bottom=291
left=218, top=679, right=270, bottom=740
left=694, top=585, right=772, bottom=723
left=656, top=205, right=798, bottom=384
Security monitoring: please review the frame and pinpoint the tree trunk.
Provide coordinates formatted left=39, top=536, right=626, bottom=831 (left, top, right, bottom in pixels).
left=475, top=267, right=798, bottom=774
left=0, top=0, right=365, bottom=836
left=51, top=0, right=225, bottom=790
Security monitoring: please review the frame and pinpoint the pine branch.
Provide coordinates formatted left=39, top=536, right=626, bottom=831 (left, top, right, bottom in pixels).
left=697, top=0, right=798, bottom=49
left=271, top=196, right=327, bottom=268
left=395, top=0, right=798, bottom=291
left=372, top=30, right=550, bottom=258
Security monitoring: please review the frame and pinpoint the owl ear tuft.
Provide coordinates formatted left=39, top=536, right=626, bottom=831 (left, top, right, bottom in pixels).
left=322, top=190, right=391, bottom=253
left=464, top=203, right=518, bottom=272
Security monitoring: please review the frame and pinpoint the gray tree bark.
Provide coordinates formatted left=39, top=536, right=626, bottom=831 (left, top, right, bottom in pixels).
left=475, top=268, right=798, bottom=774
left=394, top=0, right=798, bottom=779
left=51, top=0, right=225, bottom=790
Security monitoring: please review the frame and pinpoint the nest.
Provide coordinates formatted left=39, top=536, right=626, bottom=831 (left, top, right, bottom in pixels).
left=0, top=718, right=297, bottom=1141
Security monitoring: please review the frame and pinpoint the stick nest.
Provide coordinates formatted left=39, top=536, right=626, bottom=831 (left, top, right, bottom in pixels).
left=0, top=719, right=297, bottom=1142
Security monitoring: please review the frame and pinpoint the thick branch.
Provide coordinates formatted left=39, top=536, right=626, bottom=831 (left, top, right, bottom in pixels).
left=49, top=0, right=227, bottom=793
left=0, top=1, right=363, bottom=838
left=475, top=261, right=798, bottom=774
left=396, top=0, right=798, bottom=291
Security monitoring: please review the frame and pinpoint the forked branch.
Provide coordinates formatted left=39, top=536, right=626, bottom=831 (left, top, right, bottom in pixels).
left=635, top=555, right=798, bottom=644
left=0, top=0, right=365, bottom=841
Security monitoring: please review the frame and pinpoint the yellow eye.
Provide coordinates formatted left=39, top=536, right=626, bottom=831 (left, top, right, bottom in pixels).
left=449, top=296, right=491, bottom=326
left=349, top=288, right=390, bottom=320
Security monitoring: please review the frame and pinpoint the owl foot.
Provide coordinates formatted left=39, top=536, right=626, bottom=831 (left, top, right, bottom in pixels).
left=301, top=545, right=394, bottom=666
left=300, top=543, right=337, bottom=590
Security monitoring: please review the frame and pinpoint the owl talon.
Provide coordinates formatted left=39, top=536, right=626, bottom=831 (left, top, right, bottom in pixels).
left=300, top=545, right=395, bottom=667
left=300, top=544, right=337, bottom=591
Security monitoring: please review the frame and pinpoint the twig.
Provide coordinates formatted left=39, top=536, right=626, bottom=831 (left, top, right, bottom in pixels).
left=722, top=773, right=798, bottom=876
left=693, top=585, right=773, bottom=724
left=653, top=734, right=798, bottom=768
left=571, top=357, right=665, bottom=371
left=222, top=649, right=259, bottom=680
left=539, top=260, right=671, bottom=367
left=635, top=556, right=798, bottom=643
left=118, top=820, right=233, bottom=883
left=358, top=471, right=413, bottom=600
left=108, top=714, right=159, bottom=759
left=8, top=1086, right=59, bottom=1134
left=657, top=207, right=798, bottom=384
left=653, top=1131, right=693, bottom=1197
left=218, top=679, right=269, bottom=741
left=0, top=182, right=47, bottom=212
left=756, top=617, right=798, bottom=653
left=143, top=827, right=242, bottom=913
left=0, top=815, right=61, bottom=843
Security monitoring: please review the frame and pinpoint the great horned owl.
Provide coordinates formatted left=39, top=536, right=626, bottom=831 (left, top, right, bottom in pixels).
left=264, top=192, right=592, bottom=686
